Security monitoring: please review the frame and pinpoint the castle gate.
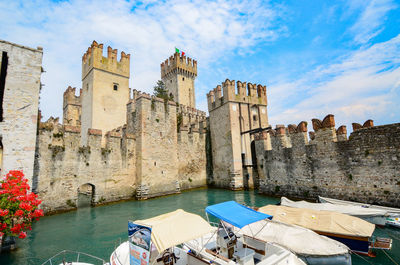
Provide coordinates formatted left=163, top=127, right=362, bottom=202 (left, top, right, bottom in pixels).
left=77, top=183, right=95, bottom=207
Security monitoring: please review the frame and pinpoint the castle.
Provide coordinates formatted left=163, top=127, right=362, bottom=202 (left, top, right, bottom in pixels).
left=33, top=41, right=207, bottom=212
left=1, top=39, right=398, bottom=213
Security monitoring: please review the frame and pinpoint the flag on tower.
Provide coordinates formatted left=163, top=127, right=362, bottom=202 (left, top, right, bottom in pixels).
left=175, top=47, right=185, bottom=56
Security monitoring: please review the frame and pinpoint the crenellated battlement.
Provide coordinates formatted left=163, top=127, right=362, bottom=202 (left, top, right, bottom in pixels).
left=255, top=114, right=383, bottom=149
left=207, top=79, right=267, bottom=111
left=82, top=40, right=130, bottom=80
left=39, top=115, right=134, bottom=150
left=256, top=114, right=400, bottom=207
left=161, top=52, right=197, bottom=79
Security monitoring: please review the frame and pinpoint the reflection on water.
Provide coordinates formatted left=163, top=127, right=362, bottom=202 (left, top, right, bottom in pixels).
left=0, top=188, right=399, bottom=265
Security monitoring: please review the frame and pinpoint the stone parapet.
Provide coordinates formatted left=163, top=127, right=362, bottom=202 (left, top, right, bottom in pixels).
left=207, top=79, right=267, bottom=111
left=161, top=52, right=197, bottom=79
left=82, top=40, right=130, bottom=79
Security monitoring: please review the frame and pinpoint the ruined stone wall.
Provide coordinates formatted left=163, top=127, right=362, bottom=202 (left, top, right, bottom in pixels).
left=0, top=40, right=43, bottom=186
left=35, top=118, right=135, bottom=213
left=256, top=114, right=400, bottom=207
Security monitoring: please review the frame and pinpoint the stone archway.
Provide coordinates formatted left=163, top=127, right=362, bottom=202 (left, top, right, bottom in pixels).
left=77, top=183, right=95, bottom=208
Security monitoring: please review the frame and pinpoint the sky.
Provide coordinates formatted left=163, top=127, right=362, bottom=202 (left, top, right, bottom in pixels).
left=0, top=0, right=399, bottom=131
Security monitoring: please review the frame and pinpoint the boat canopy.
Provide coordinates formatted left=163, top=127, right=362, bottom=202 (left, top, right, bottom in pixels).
left=281, top=197, right=388, bottom=217
left=258, top=205, right=375, bottom=238
left=134, top=209, right=214, bottom=253
left=205, top=201, right=272, bottom=228
left=240, top=220, right=350, bottom=256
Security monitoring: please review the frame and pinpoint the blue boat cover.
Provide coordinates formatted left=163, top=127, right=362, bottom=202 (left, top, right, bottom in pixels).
left=205, top=201, right=272, bottom=228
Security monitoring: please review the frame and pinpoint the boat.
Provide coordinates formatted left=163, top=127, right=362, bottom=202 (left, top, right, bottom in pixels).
left=281, top=196, right=388, bottom=225
left=240, top=219, right=352, bottom=265
left=110, top=209, right=215, bottom=265
left=41, top=250, right=109, bottom=265
left=319, top=196, right=400, bottom=228
left=258, top=204, right=392, bottom=257
left=185, top=201, right=307, bottom=265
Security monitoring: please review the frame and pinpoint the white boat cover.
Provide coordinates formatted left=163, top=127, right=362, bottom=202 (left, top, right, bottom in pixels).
left=240, top=219, right=350, bottom=256
left=319, top=196, right=400, bottom=215
left=281, top=197, right=388, bottom=217
left=134, top=209, right=214, bottom=252
left=258, top=205, right=375, bottom=238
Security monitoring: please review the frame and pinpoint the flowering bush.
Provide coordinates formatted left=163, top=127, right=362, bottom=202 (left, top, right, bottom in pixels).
left=0, top=170, right=43, bottom=240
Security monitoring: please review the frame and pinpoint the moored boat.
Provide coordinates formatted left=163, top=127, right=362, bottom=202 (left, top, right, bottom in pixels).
left=281, top=196, right=388, bottom=226
left=110, top=209, right=215, bottom=265
left=258, top=204, right=392, bottom=257
left=185, top=201, right=307, bottom=265
left=319, top=196, right=400, bottom=228
left=240, top=219, right=352, bottom=265
left=41, top=250, right=109, bottom=265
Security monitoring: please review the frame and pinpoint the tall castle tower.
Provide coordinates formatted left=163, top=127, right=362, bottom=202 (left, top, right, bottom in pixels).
left=161, top=52, right=197, bottom=108
left=80, top=41, right=130, bottom=144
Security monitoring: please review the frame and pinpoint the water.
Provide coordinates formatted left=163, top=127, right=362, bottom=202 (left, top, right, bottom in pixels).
left=1, top=188, right=399, bottom=265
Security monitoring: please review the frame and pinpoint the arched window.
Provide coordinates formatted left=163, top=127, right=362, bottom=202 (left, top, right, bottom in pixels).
left=113, top=83, right=118, bottom=91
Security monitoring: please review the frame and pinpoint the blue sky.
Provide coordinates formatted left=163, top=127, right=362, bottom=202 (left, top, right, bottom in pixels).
left=0, top=0, right=399, bottom=131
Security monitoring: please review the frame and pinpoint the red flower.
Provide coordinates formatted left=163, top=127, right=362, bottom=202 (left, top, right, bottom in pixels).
left=0, top=170, right=43, bottom=239
left=18, top=231, right=27, bottom=239
left=14, top=209, right=24, bottom=217
left=32, top=209, right=44, bottom=218
left=0, top=209, right=9, bottom=216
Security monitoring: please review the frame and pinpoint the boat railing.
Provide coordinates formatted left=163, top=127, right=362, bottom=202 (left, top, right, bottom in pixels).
left=40, top=250, right=108, bottom=265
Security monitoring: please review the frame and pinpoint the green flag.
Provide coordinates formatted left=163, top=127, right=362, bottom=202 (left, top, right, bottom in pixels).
left=175, top=47, right=180, bottom=53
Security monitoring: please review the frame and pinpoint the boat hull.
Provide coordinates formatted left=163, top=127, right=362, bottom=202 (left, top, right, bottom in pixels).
left=316, top=232, right=371, bottom=255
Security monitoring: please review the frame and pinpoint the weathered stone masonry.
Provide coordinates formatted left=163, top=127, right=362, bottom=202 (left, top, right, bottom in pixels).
left=0, top=40, right=43, bottom=186
left=255, top=114, right=400, bottom=207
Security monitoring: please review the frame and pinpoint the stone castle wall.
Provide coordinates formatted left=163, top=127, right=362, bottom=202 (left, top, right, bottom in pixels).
left=35, top=118, right=136, bottom=213
left=255, top=114, right=400, bottom=207
left=128, top=91, right=207, bottom=199
left=36, top=88, right=207, bottom=212
left=0, top=40, right=43, bottom=186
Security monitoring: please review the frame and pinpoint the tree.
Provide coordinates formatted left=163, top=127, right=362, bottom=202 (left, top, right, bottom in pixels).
left=153, top=80, right=173, bottom=101
left=0, top=170, right=43, bottom=246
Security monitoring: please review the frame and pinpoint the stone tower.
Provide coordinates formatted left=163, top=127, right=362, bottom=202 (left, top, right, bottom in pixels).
left=80, top=41, right=130, bottom=144
left=161, top=52, right=197, bottom=108
left=63, top=86, right=81, bottom=127
left=207, top=80, right=268, bottom=190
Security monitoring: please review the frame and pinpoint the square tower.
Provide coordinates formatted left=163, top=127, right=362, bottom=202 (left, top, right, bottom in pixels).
left=161, top=52, right=197, bottom=108
left=81, top=41, right=130, bottom=145
left=207, top=80, right=268, bottom=190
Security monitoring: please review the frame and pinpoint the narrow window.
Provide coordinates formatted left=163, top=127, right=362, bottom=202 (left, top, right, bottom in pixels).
left=113, top=83, right=118, bottom=91
left=182, top=77, right=185, bottom=81
left=0, top=51, right=8, bottom=122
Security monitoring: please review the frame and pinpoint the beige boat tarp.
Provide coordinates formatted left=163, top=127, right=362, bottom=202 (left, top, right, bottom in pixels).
left=240, top=220, right=350, bottom=256
left=258, top=205, right=375, bottom=238
left=134, top=209, right=214, bottom=253
left=281, top=197, right=388, bottom=217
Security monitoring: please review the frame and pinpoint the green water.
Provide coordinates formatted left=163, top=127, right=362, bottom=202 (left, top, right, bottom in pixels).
left=1, top=188, right=399, bottom=265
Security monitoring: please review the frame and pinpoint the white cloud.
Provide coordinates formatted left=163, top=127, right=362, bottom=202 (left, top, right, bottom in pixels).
left=268, top=34, right=400, bottom=131
left=0, top=0, right=285, bottom=119
left=348, top=0, right=396, bottom=44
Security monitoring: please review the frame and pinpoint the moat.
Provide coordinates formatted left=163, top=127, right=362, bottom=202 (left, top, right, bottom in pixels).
left=1, top=188, right=399, bottom=265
